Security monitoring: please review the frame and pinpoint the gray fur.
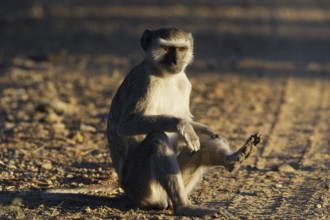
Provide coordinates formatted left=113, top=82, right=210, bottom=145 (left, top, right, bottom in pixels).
left=107, top=28, right=261, bottom=217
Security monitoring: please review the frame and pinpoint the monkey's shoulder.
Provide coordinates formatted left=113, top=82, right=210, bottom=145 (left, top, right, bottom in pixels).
left=114, top=63, right=149, bottom=98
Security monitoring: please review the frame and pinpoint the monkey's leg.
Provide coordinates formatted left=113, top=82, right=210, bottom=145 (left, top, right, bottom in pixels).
left=147, top=133, right=219, bottom=217
left=225, top=132, right=261, bottom=172
left=177, top=131, right=233, bottom=195
left=123, top=132, right=219, bottom=216
left=178, top=131, right=261, bottom=191
left=122, top=132, right=190, bottom=210
left=170, top=133, right=235, bottom=216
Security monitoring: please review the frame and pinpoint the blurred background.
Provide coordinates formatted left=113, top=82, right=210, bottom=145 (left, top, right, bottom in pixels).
left=0, top=1, right=329, bottom=219
left=1, top=0, right=330, bottom=76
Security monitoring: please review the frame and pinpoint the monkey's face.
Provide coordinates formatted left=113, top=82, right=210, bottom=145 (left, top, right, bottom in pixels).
left=141, top=28, right=194, bottom=75
left=153, top=44, right=191, bottom=74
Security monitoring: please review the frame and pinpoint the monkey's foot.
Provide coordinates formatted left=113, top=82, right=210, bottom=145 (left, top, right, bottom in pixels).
left=226, top=132, right=261, bottom=172
left=174, top=205, right=219, bottom=217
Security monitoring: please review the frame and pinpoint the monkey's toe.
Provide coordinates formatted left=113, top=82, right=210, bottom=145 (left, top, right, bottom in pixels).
left=251, top=132, right=262, bottom=146
left=225, top=132, right=262, bottom=173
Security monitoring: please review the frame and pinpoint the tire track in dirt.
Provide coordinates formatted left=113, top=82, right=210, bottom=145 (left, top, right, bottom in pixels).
left=209, top=75, right=287, bottom=218
left=299, top=76, right=330, bottom=168
left=298, top=75, right=330, bottom=219
left=252, top=73, right=329, bottom=218
left=258, top=74, right=328, bottom=169
left=254, top=75, right=288, bottom=170
left=189, top=73, right=287, bottom=219
left=194, top=73, right=329, bottom=219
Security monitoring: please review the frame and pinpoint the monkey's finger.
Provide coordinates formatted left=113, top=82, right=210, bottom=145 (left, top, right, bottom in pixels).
left=190, top=137, right=200, bottom=151
left=194, top=139, right=201, bottom=151
left=185, top=139, right=197, bottom=152
left=182, top=134, right=193, bottom=150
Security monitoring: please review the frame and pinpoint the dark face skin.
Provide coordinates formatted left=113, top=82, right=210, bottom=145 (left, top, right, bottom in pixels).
left=159, top=45, right=188, bottom=74
left=140, top=28, right=193, bottom=75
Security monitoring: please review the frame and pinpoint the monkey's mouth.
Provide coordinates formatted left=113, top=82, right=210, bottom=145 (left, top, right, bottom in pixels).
left=163, top=64, right=183, bottom=74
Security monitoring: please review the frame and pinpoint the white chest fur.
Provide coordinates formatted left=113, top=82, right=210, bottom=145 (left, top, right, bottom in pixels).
left=145, top=73, right=192, bottom=119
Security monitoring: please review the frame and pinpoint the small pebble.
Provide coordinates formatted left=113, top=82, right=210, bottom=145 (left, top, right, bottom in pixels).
left=277, top=164, right=296, bottom=173
left=5, top=122, right=15, bottom=129
left=85, top=206, right=92, bottom=213
left=81, top=124, right=96, bottom=132
left=316, top=204, right=322, bottom=209
left=73, top=132, right=84, bottom=143
left=49, top=100, right=76, bottom=114
left=266, top=171, right=279, bottom=179
left=275, top=184, right=283, bottom=188
left=52, top=122, right=66, bottom=131
left=41, top=161, right=52, bottom=170
left=45, top=111, right=61, bottom=123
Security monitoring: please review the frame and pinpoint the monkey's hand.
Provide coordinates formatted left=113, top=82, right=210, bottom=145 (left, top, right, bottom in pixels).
left=177, top=119, right=200, bottom=152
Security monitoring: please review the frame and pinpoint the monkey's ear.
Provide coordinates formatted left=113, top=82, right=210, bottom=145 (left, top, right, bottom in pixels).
left=140, top=29, right=153, bottom=51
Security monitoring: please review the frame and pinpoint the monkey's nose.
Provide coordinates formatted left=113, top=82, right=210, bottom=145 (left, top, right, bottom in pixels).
left=170, top=52, right=178, bottom=64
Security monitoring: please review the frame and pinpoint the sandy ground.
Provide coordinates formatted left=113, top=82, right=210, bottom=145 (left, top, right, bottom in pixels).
left=0, top=0, right=329, bottom=219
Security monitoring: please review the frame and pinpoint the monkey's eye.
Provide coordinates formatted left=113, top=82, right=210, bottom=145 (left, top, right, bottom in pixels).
left=161, top=46, right=170, bottom=52
left=178, top=47, right=187, bottom=52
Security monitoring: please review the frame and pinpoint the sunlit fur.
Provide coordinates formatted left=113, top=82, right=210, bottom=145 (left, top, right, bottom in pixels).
left=145, top=29, right=194, bottom=75
left=106, top=28, right=260, bottom=217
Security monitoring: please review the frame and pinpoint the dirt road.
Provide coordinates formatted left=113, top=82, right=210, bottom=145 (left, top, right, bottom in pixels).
left=0, top=0, right=329, bottom=219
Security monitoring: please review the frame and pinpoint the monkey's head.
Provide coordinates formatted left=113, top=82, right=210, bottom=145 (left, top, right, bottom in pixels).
left=140, top=28, right=194, bottom=75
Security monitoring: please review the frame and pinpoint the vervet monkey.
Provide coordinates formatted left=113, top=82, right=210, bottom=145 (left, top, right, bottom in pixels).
left=107, top=27, right=261, bottom=216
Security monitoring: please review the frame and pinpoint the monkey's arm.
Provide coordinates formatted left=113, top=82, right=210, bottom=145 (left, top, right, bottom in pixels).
left=117, top=114, right=181, bottom=136
left=118, top=114, right=200, bottom=151
left=191, top=121, right=220, bottom=139
left=113, top=73, right=200, bottom=151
